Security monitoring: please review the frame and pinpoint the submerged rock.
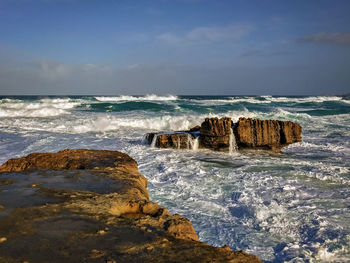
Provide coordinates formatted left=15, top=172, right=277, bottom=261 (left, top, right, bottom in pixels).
left=0, top=149, right=261, bottom=263
left=145, top=117, right=302, bottom=152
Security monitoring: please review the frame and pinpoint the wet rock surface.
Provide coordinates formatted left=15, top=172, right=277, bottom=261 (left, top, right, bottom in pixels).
left=235, top=117, right=302, bottom=151
left=200, top=117, right=232, bottom=151
left=145, top=132, right=195, bottom=149
left=145, top=117, right=302, bottom=152
left=0, top=149, right=261, bottom=263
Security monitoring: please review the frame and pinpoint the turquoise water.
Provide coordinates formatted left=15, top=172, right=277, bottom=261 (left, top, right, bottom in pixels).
left=0, top=95, right=350, bottom=262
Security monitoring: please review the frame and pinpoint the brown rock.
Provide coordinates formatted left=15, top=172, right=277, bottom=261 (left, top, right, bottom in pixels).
left=157, top=133, right=194, bottom=149
left=200, top=117, right=232, bottom=137
left=163, top=215, right=198, bottom=241
left=145, top=117, right=302, bottom=152
left=0, top=149, right=138, bottom=174
left=145, top=133, right=196, bottom=149
left=199, top=117, right=232, bottom=151
left=0, top=149, right=262, bottom=263
left=234, top=117, right=302, bottom=151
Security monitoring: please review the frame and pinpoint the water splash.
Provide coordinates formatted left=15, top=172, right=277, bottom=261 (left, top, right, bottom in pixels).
left=151, top=134, right=158, bottom=148
left=192, top=137, right=199, bottom=151
left=229, top=128, right=238, bottom=154
left=188, top=134, right=199, bottom=151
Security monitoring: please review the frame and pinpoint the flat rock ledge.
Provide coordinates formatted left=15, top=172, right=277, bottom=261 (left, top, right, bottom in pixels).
left=0, top=149, right=262, bottom=263
left=145, top=117, right=302, bottom=152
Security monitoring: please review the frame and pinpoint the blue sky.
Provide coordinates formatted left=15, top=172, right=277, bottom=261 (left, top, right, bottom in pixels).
left=0, top=0, right=349, bottom=95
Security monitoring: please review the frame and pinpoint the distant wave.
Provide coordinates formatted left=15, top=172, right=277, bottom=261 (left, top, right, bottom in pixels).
left=261, top=95, right=348, bottom=103
left=187, top=95, right=350, bottom=105
left=189, top=97, right=271, bottom=105
left=0, top=98, right=82, bottom=117
left=94, top=94, right=178, bottom=102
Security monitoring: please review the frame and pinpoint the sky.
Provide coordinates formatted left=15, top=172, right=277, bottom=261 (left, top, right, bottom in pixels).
left=0, top=0, right=349, bottom=95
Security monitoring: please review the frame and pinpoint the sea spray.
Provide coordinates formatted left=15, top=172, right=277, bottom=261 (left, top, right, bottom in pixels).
left=187, top=134, right=199, bottom=151
left=229, top=128, right=238, bottom=154
left=192, top=137, right=199, bottom=151
left=151, top=134, right=158, bottom=148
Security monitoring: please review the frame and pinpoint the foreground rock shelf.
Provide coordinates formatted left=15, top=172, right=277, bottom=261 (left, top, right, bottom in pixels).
left=0, top=149, right=262, bottom=263
left=145, top=117, right=302, bottom=152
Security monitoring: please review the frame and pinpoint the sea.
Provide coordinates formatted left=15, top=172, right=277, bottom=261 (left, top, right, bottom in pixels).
left=0, top=95, right=349, bottom=262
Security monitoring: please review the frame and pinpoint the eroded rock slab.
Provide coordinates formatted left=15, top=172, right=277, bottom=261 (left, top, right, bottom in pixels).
left=0, top=149, right=261, bottom=263
left=235, top=117, right=302, bottom=151
left=145, top=132, right=195, bottom=149
left=200, top=117, right=232, bottom=151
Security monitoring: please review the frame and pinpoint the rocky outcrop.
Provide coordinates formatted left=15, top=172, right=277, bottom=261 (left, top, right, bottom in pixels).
left=200, top=117, right=232, bottom=151
left=145, top=117, right=302, bottom=152
left=0, top=149, right=262, bottom=263
left=145, top=133, right=195, bottom=149
left=234, top=117, right=302, bottom=151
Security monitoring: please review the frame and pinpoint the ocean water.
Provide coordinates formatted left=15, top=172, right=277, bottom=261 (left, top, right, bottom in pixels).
left=0, top=95, right=349, bottom=262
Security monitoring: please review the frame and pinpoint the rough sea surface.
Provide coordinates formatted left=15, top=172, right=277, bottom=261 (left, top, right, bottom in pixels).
left=0, top=95, right=349, bottom=262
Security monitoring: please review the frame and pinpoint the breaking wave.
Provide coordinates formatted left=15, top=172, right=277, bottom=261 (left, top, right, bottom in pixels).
left=1, top=94, right=350, bottom=262
left=0, top=98, right=82, bottom=117
left=261, top=95, right=349, bottom=104
left=94, top=94, right=178, bottom=102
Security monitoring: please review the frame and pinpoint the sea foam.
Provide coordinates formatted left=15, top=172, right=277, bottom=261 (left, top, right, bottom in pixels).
left=94, top=94, right=178, bottom=102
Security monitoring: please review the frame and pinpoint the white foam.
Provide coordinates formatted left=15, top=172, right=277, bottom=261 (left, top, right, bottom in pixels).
left=0, top=98, right=82, bottom=118
left=316, top=247, right=336, bottom=261
left=94, top=94, right=178, bottom=102
left=66, top=110, right=260, bottom=134
left=261, top=95, right=346, bottom=104
left=151, top=134, right=158, bottom=148
left=188, top=95, right=350, bottom=105
left=286, top=141, right=350, bottom=154
left=69, top=115, right=198, bottom=133
left=229, top=128, right=238, bottom=154
left=189, top=97, right=271, bottom=105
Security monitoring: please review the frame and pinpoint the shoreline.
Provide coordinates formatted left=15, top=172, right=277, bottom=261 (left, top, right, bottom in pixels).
left=0, top=149, right=262, bottom=262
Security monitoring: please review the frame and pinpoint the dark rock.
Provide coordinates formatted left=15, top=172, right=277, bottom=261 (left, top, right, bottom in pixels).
left=144, top=132, right=156, bottom=144
left=189, top=125, right=201, bottom=132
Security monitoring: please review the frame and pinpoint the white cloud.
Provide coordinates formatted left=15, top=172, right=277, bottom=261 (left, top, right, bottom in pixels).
left=157, top=24, right=253, bottom=45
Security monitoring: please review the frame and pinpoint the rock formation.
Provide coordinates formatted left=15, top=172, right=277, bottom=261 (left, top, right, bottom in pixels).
left=145, top=132, right=195, bottom=149
left=0, top=149, right=262, bottom=263
left=234, top=117, right=302, bottom=151
left=200, top=117, right=232, bottom=151
left=145, top=117, right=302, bottom=152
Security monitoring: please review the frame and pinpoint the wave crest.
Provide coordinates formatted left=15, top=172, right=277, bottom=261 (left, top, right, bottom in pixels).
left=94, top=94, right=178, bottom=102
left=0, top=98, right=82, bottom=118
